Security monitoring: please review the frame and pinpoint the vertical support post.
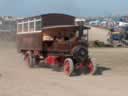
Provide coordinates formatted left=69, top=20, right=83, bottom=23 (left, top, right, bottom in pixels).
left=87, top=29, right=89, bottom=42
left=28, top=20, right=30, bottom=32
left=34, top=18, right=36, bottom=32
left=22, top=23, right=24, bottom=32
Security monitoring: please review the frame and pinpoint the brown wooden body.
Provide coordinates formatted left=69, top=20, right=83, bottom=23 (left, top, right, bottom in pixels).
left=17, top=32, right=42, bottom=52
left=17, top=13, right=75, bottom=53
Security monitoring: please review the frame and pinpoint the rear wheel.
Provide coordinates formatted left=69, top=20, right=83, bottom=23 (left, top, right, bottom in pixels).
left=64, top=58, right=74, bottom=76
left=25, top=52, right=36, bottom=68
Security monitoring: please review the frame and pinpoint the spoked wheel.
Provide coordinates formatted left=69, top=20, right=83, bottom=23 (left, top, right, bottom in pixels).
left=87, top=58, right=96, bottom=75
left=24, top=52, right=36, bottom=68
left=64, top=58, right=74, bottom=76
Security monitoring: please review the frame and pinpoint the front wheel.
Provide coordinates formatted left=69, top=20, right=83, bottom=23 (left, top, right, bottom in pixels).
left=64, top=58, right=74, bottom=76
left=87, top=58, right=96, bottom=75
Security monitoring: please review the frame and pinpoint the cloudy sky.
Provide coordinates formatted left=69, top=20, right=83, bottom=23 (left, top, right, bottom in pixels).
left=0, top=0, right=127, bottom=17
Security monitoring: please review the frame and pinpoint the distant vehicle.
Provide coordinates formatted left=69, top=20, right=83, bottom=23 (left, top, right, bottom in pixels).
left=16, top=13, right=96, bottom=76
left=119, top=22, right=128, bottom=27
left=89, top=20, right=100, bottom=26
left=109, top=30, right=125, bottom=47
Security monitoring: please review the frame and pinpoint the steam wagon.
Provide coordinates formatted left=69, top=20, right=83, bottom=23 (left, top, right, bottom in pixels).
left=16, top=13, right=96, bottom=76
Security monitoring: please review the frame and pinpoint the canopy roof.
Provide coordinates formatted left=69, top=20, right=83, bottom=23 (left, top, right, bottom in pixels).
left=42, top=25, right=90, bottom=32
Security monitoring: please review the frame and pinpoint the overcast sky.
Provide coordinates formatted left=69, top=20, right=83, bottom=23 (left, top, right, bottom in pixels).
left=0, top=0, right=127, bottom=17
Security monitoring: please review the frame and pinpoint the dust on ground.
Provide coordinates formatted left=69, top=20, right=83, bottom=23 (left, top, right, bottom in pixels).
left=0, top=41, right=128, bottom=96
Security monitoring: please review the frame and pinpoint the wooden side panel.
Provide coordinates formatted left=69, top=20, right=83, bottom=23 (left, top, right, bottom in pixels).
left=16, top=32, right=42, bottom=52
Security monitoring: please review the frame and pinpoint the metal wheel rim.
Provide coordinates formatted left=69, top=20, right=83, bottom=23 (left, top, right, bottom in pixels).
left=64, top=58, right=74, bottom=76
left=88, top=61, right=96, bottom=74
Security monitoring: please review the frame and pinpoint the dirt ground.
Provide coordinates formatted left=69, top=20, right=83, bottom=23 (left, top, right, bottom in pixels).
left=0, top=42, right=128, bottom=96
